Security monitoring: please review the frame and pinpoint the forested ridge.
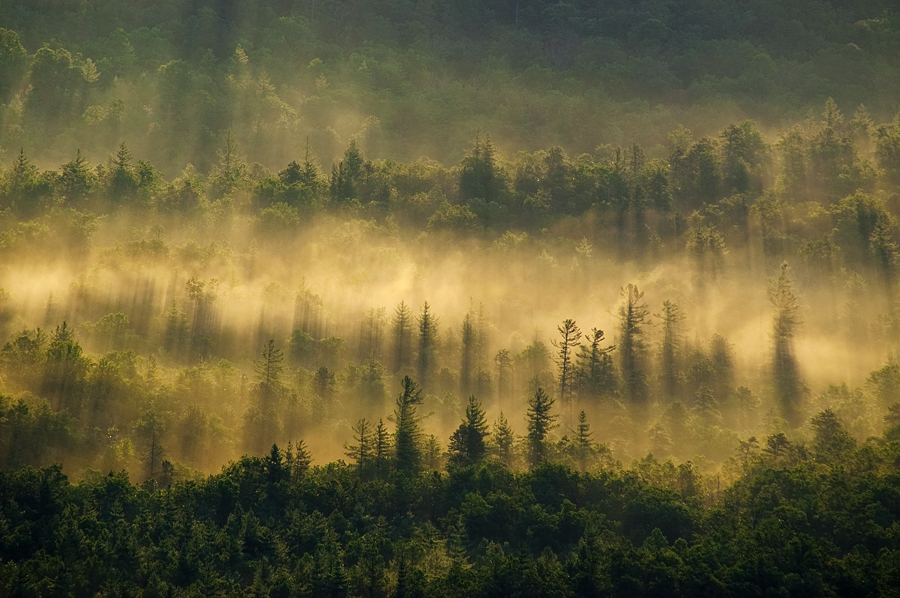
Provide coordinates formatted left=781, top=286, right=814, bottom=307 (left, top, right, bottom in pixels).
left=2, top=0, right=900, bottom=596
left=1, top=0, right=900, bottom=169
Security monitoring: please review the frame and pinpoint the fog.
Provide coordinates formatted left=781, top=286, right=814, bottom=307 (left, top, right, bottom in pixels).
left=1, top=201, right=896, bottom=477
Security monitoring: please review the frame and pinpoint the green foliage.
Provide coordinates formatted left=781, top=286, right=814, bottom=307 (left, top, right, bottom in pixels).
left=526, top=386, right=557, bottom=468
left=393, top=376, right=424, bottom=474
left=3, top=408, right=900, bottom=595
left=447, top=396, right=489, bottom=469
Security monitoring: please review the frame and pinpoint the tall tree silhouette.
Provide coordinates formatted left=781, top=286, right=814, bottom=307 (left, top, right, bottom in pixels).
left=769, top=263, right=805, bottom=426
left=525, top=385, right=557, bottom=468
left=618, top=284, right=650, bottom=410
left=393, top=377, right=424, bottom=474
left=417, top=301, right=437, bottom=389
left=392, top=300, right=413, bottom=373
left=553, top=319, right=581, bottom=422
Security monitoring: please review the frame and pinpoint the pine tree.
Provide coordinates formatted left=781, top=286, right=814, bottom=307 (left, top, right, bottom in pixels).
left=359, top=307, right=386, bottom=362
left=448, top=396, right=489, bottom=468
left=493, top=411, right=515, bottom=468
left=58, top=150, right=95, bottom=205
left=572, top=410, right=596, bottom=472
left=330, top=138, right=364, bottom=203
left=313, top=366, right=335, bottom=401
left=392, top=300, right=413, bottom=373
left=108, top=141, right=138, bottom=202
left=255, top=339, right=284, bottom=402
left=344, top=418, right=372, bottom=468
left=393, top=377, right=424, bottom=473
left=417, top=301, right=438, bottom=389
left=209, top=130, right=249, bottom=199
left=460, top=133, right=501, bottom=203
left=619, top=284, right=650, bottom=409
left=764, top=432, right=790, bottom=463
left=769, top=263, right=804, bottom=426
left=553, top=319, right=582, bottom=421
left=525, top=386, right=557, bottom=468
left=693, top=384, right=721, bottom=424
left=657, top=301, right=685, bottom=401
left=460, top=312, right=476, bottom=398
left=495, top=349, right=513, bottom=407
left=373, top=418, right=391, bottom=475
left=575, top=328, right=617, bottom=400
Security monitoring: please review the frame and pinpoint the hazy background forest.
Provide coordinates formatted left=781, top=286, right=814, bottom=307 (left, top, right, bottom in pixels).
left=0, top=0, right=899, bottom=484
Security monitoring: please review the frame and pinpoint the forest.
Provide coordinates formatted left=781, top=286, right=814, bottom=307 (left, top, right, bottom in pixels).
left=2, top=0, right=900, bottom=595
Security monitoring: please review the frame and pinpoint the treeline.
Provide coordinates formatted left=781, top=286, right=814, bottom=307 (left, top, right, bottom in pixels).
left=3, top=415, right=900, bottom=597
left=0, top=0, right=899, bottom=170
left=2, top=99, right=900, bottom=275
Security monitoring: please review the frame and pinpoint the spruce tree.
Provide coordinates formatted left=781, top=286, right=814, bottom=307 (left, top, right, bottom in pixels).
left=572, top=410, right=596, bottom=472
left=493, top=412, right=515, bottom=467
left=525, top=386, right=557, bottom=468
left=618, top=283, right=650, bottom=410
left=393, top=376, right=424, bottom=473
left=417, top=301, right=437, bottom=389
left=392, top=300, right=413, bottom=373
left=448, top=396, right=489, bottom=468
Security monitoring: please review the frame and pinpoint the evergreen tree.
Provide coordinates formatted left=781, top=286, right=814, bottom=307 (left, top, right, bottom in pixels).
left=246, top=339, right=284, bottom=454
left=553, top=319, right=581, bottom=420
left=572, top=410, right=597, bottom=472
left=525, top=386, right=557, bottom=468
left=344, top=418, right=372, bottom=468
left=575, top=328, right=617, bottom=400
left=108, top=142, right=139, bottom=202
left=460, top=312, right=476, bottom=398
left=657, top=301, right=685, bottom=401
left=392, top=300, right=413, bottom=374
left=58, top=150, right=95, bottom=205
left=135, top=408, right=169, bottom=483
left=359, top=306, right=387, bottom=362
left=495, top=349, right=513, bottom=407
left=618, top=284, right=650, bottom=410
left=313, top=366, right=335, bottom=401
left=209, top=131, right=249, bottom=199
left=460, top=133, right=502, bottom=203
left=417, top=301, right=437, bottom=390
left=373, top=418, right=391, bottom=475
left=447, top=396, right=489, bottom=468
left=769, top=263, right=804, bottom=426
left=286, top=440, right=312, bottom=480
left=393, top=376, right=424, bottom=474
left=330, top=139, right=363, bottom=203
left=1, top=148, right=51, bottom=215
left=810, top=409, right=855, bottom=461
left=255, top=339, right=284, bottom=403
left=693, top=384, right=721, bottom=424
left=493, top=411, right=515, bottom=468
left=764, top=432, right=791, bottom=463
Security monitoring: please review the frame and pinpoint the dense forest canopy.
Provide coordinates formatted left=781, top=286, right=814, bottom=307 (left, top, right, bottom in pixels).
left=2, top=0, right=900, bottom=595
left=1, top=0, right=899, bottom=171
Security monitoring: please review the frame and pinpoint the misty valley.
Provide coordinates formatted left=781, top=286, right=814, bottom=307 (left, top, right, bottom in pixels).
left=2, top=1, right=900, bottom=596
